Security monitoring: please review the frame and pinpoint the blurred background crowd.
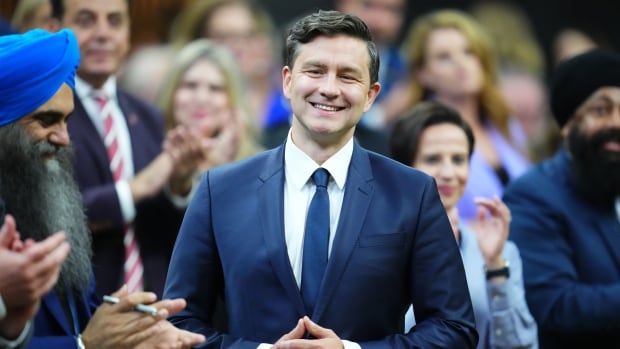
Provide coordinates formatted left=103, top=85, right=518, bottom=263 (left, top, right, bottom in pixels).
left=1, top=1, right=619, bottom=348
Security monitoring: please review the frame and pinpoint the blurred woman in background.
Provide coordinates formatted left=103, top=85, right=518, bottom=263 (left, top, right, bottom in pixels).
left=403, top=10, right=530, bottom=221
left=391, top=101, right=537, bottom=349
left=170, top=0, right=281, bottom=134
left=158, top=39, right=261, bottom=184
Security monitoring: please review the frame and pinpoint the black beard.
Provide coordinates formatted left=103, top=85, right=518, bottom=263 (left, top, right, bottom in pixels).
left=568, top=126, right=620, bottom=207
left=0, top=124, right=92, bottom=294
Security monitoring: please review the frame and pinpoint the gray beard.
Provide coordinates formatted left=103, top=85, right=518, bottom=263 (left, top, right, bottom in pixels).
left=0, top=124, right=92, bottom=294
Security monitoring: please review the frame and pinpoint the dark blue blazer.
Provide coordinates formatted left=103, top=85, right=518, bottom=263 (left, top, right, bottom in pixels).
left=505, top=150, right=620, bottom=348
left=164, top=142, right=477, bottom=348
left=27, top=282, right=99, bottom=349
left=68, top=89, right=184, bottom=298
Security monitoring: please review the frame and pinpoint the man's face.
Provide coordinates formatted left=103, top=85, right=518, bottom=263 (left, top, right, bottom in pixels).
left=283, top=34, right=380, bottom=148
left=0, top=87, right=90, bottom=293
left=567, top=86, right=620, bottom=204
left=16, top=83, right=74, bottom=160
left=61, top=0, right=130, bottom=85
left=570, top=86, right=620, bottom=157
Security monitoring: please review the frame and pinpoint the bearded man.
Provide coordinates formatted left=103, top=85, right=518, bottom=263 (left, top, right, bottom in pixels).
left=504, top=49, right=620, bottom=349
left=0, top=29, right=204, bottom=349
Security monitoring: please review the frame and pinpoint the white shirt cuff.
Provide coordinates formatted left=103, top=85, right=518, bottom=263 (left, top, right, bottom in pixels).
left=116, top=180, right=136, bottom=223
left=0, top=321, right=31, bottom=348
left=342, top=339, right=361, bottom=349
left=164, top=178, right=199, bottom=209
left=257, top=340, right=358, bottom=349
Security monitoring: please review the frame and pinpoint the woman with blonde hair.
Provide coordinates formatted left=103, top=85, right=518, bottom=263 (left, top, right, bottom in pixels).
left=170, top=0, right=281, bottom=133
left=403, top=9, right=530, bottom=221
left=158, top=39, right=261, bottom=178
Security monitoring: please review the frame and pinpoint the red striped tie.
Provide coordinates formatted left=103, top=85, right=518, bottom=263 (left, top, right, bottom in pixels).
left=94, top=93, right=144, bottom=293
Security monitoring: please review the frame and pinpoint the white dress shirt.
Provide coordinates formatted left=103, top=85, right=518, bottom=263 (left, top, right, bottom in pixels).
left=75, top=76, right=136, bottom=223
left=258, top=132, right=360, bottom=349
left=0, top=295, right=31, bottom=348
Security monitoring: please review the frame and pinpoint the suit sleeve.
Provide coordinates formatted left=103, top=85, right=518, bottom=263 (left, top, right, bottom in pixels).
left=360, top=178, right=478, bottom=348
left=505, top=178, right=620, bottom=332
left=163, top=173, right=261, bottom=349
left=487, top=242, right=538, bottom=348
left=25, top=337, right=78, bottom=349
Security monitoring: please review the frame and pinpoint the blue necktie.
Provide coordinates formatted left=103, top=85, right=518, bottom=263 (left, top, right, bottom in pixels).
left=301, top=168, right=330, bottom=315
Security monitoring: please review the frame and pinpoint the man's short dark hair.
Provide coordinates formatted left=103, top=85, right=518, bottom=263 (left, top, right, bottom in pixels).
left=284, top=10, right=379, bottom=85
left=51, top=0, right=131, bottom=20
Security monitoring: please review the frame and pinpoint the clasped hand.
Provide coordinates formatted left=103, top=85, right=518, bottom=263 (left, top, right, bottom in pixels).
left=274, top=316, right=344, bottom=349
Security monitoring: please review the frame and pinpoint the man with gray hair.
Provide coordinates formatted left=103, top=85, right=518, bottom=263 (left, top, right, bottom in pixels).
left=0, top=29, right=205, bottom=349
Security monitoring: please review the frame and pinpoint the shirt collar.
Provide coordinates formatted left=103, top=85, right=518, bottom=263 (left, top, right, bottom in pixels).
left=75, top=75, right=118, bottom=101
left=284, top=130, right=354, bottom=191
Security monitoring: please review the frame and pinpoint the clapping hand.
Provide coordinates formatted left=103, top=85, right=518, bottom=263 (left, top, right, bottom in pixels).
left=471, top=196, right=512, bottom=269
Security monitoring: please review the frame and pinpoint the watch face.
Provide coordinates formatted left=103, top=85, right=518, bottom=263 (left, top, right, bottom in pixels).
left=485, top=266, right=510, bottom=280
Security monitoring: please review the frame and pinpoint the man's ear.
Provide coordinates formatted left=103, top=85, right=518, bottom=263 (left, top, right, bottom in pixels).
left=282, top=66, right=292, bottom=99
left=363, top=82, right=382, bottom=112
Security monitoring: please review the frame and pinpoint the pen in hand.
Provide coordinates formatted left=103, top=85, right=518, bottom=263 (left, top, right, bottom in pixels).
left=102, top=295, right=158, bottom=316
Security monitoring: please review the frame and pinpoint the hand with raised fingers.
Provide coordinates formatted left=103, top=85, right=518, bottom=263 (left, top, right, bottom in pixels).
left=164, top=125, right=206, bottom=196
left=471, top=196, right=512, bottom=269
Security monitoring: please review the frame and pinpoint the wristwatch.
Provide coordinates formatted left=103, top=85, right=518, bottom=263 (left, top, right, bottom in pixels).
left=485, top=260, right=510, bottom=280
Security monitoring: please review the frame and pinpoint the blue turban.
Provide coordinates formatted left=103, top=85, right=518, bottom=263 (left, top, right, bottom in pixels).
left=0, top=29, right=80, bottom=127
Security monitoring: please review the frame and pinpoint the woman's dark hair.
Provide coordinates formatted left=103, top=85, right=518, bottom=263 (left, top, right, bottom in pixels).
left=390, top=101, right=475, bottom=166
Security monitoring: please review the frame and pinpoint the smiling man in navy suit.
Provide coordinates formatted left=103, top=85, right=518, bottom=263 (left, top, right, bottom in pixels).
left=165, top=10, right=477, bottom=349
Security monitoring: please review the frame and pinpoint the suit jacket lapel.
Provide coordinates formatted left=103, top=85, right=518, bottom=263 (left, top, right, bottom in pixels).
left=71, top=97, right=113, bottom=181
left=42, top=291, right=72, bottom=335
left=258, top=145, right=306, bottom=317
left=116, top=91, right=149, bottom=172
left=314, top=144, right=373, bottom=321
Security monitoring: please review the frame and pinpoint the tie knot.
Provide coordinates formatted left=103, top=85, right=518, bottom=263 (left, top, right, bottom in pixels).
left=92, top=91, right=108, bottom=107
left=312, top=168, right=330, bottom=188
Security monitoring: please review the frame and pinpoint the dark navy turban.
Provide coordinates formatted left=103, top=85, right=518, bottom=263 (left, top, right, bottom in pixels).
left=0, top=29, right=80, bottom=127
left=551, top=49, right=620, bottom=128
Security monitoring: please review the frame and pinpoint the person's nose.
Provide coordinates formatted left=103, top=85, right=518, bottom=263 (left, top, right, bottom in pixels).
left=437, top=160, right=456, bottom=181
left=319, top=73, right=339, bottom=99
left=48, top=122, right=70, bottom=147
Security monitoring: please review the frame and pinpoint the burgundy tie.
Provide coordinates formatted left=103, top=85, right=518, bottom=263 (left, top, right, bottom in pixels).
left=94, top=92, right=144, bottom=293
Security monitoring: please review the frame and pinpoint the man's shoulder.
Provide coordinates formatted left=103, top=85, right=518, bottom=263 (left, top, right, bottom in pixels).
left=506, top=150, right=571, bottom=197
left=209, top=147, right=281, bottom=182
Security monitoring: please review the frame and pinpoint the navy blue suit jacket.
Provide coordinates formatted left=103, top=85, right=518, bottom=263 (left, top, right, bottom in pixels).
left=68, top=89, right=184, bottom=297
left=164, top=142, right=477, bottom=348
left=505, top=150, right=620, bottom=348
left=27, top=282, right=99, bottom=349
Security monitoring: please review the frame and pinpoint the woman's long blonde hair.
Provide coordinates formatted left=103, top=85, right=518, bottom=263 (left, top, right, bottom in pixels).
left=157, top=39, right=260, bottom=160
left=404, top=9, right=511, bottom=136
